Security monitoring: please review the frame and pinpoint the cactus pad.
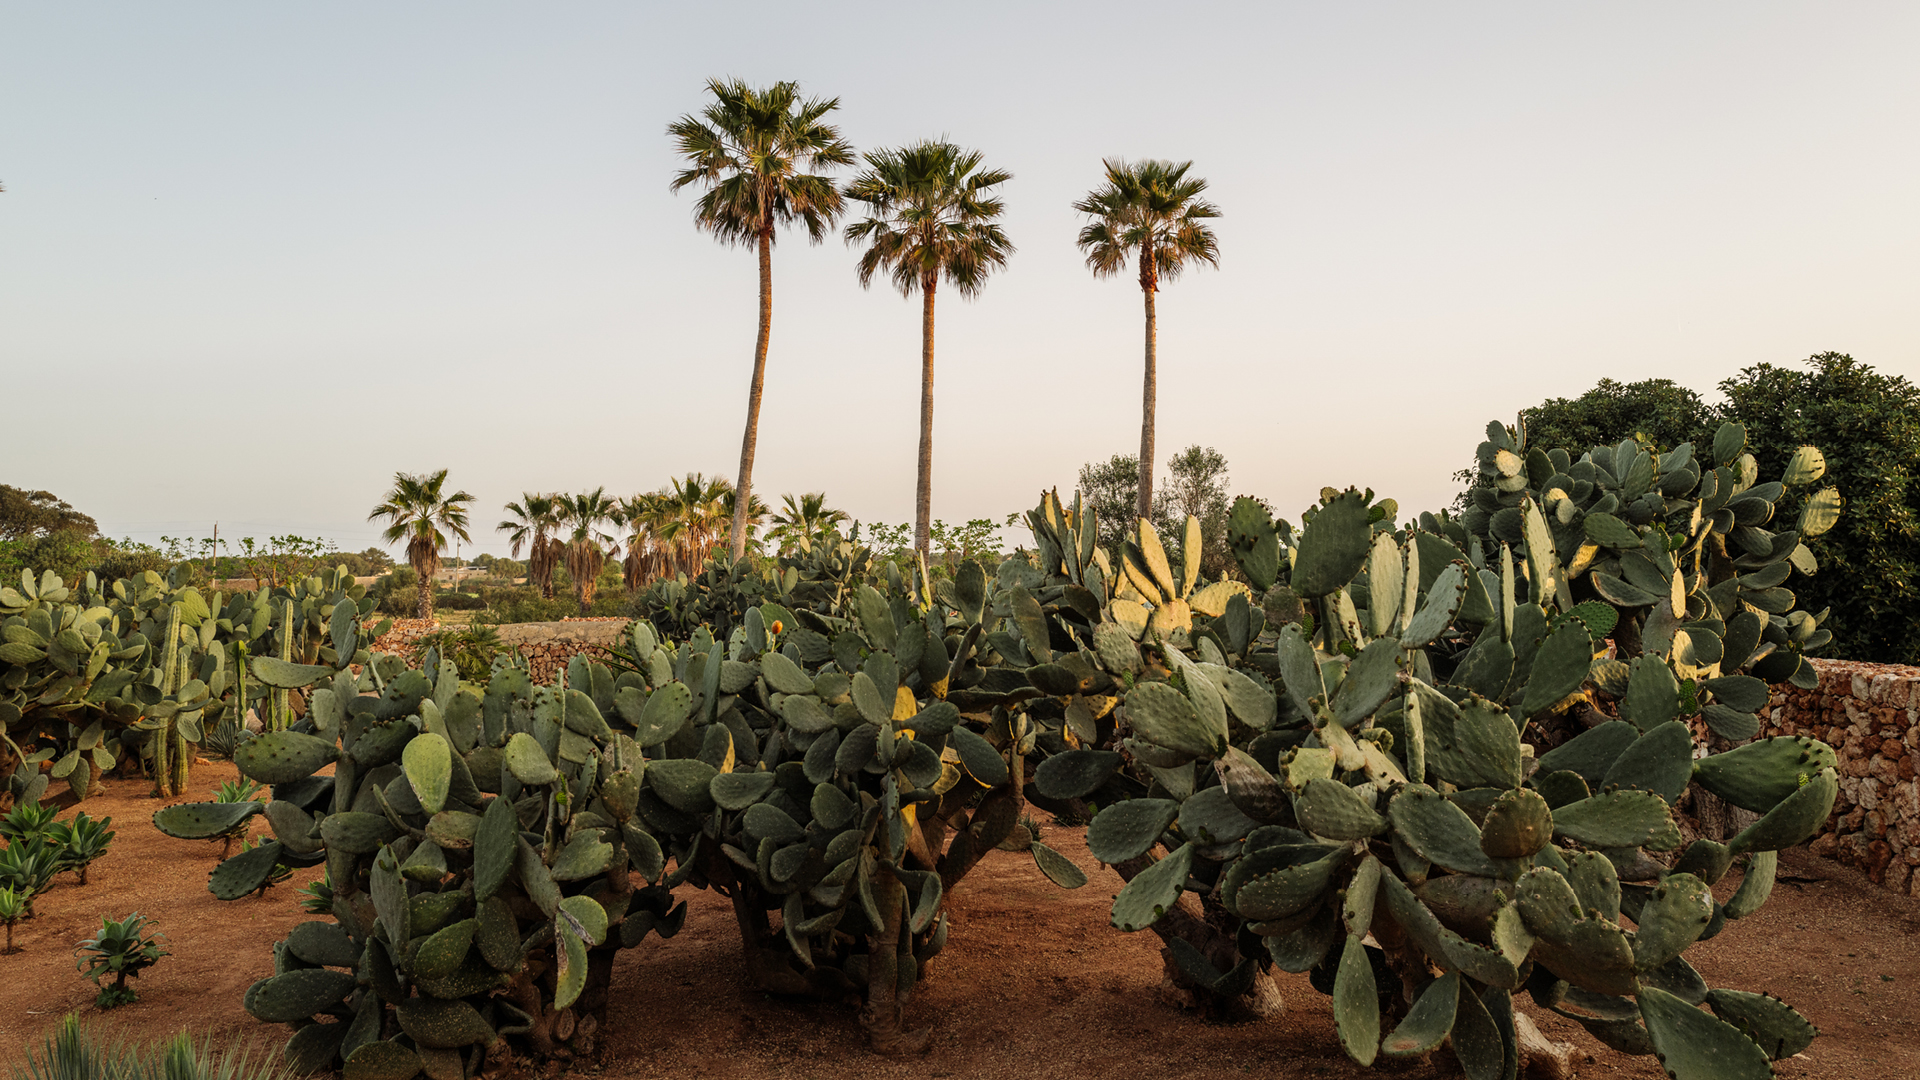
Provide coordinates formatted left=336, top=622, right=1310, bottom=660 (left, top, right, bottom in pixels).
left=1086, top=798, right=1179, bottom=864
left=1296, top=778, right=1387, bottom=841
left=244, top=967, right=356, bottom=1023
left=152, top=800, right=261, bottom=840
left=1693, top=737, right=1838, bottom=814
left=1123, top=682, right=1226, bottom=759
left=234, top=730, right=338, bottom=785
left=1638, top=985, right=1772, bottom=1080
left=1110, top=841, right=1193, bottom=931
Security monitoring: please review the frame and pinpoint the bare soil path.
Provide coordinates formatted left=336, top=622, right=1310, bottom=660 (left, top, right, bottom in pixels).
left=4, top=767, right=1916, bottom=1079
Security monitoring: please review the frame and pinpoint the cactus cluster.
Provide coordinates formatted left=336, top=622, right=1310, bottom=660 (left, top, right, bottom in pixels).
left=0, top=566, right=386, bottom=803
left=195, top=424, right=1840, bottom=1079
left=1016, top=425, right=1837, bottom=1078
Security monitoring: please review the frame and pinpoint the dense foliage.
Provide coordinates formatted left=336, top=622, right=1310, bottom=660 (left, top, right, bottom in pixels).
left=1474, top=354, right=1917, bottom=662
left=1719, top=353, right=1920, bottom=664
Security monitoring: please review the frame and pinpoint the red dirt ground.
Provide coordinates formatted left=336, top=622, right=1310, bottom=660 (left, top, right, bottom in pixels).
left=3, top=763, right=1915, bottom=1079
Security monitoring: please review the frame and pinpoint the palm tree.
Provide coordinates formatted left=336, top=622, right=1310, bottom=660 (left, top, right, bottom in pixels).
left=497, top=493, right=561, bottom=599
left=1073, top=159, right=1221, bottom=521
left=767, top=491, right=850, bottom=555
left=619, top=494, right=669, bottom=590
left=368, top=470, right=476, bottom=621
left=669, top=79, right=855, bottom=565
left=555, top=488, right=619, bottom=615
left=845, top=141, right=1014, bottom=558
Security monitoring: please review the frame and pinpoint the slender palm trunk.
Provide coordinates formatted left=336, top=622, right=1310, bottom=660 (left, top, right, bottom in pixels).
left=730, top=226, right=774, bottom=564
left=915, top=274, right=937, bottom=558
left=1137, top=259, right=1159, bottom=523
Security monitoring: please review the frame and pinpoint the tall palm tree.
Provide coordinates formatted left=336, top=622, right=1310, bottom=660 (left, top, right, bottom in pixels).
left=767, top=491, right=850, bottom=555
left=497, top=493, right=562, bottom=599
left=555, top=488, right=619, bottom=615
left=669, top=79, right=855, bottom=565
left=845, top=141, right=1014, bottom=558
left=1073, top=159, right=1221, bottom=521
left=368, top=470, right=476, bottom=621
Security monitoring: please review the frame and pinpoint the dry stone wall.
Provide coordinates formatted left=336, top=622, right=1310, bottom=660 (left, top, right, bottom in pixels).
left=1761, top=658, right=1920, bottom=896
left=370, top=617, right=629, bottom=685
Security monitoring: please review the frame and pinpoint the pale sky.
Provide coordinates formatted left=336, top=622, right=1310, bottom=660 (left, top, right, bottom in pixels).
left=4, top=3, right=1916, bottom=557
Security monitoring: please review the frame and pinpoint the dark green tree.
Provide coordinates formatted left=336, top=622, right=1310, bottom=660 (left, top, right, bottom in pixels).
left=1720, top=353, right=1920, bottom=664
left=0, top=486, right=97, bottom=542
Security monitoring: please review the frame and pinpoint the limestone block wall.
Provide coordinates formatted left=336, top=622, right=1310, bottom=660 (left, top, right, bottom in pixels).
left=490, top=619, right=629, bottom=684
left=1760, top=658, right=1920, bottom=896
left=370, top=617, right=629, bottom=685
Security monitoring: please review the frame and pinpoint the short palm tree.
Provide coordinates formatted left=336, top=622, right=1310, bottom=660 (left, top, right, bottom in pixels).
left=845, top=141, right=1014, bottom=558
left=555, top=488, right=619, bottom=615
left=368, top=470, right=475, bottom=621
left=619, top=494, right=668, bottom=590
left=497, top=493, right=561, bottom=599
left=1073, top=159, right=1221, bottom=521
left=669, top=78, right=855, bottom=565
left=767, top=492, right=850, bottom=555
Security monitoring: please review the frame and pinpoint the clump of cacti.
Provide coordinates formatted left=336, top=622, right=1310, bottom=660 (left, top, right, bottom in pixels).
left=0, top=565, right=387, bottom=803
left=173, top=421, right=1839, bottom=1079
left=1022, top=423, right=1835, bottom=1078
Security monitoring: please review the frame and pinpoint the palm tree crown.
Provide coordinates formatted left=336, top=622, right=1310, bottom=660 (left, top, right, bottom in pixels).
left=669, top=79, right=855, bottom=247
left=368, top=470, right=475, bottom=621
left=1073, top=158, right=1220, bottom=291
left=669, top=78, right=855, bottom=564
left=1074, top=158, right=1221, bottom=521
left=767, top=492, right=850, bottom=555
left=555, top=488, right=620, bottom=614
left=844, top=141, right=1014, bottom=298
left=497, top=493, right=561, bottom=598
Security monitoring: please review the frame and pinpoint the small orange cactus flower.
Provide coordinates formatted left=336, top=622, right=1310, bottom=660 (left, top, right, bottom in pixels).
left=771, top=620, right=783, bottom=636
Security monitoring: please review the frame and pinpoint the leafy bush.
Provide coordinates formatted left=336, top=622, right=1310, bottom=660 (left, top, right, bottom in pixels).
left=0, top=838, right=59, bottom=911
left=432, top=590, right=487, bottom=611
left=0, top=886, right=26, bottom=954
left=74, top=912, right=169, bottom=1008
left=47, top=812, right=114, bottom=885
left=375, top=585, right=418, bottom=617
left=472, top=588, right=581, bottom=624
left=414, top=625, right=509, bottom=681
left=1720, top=353, right=1920, bottom=664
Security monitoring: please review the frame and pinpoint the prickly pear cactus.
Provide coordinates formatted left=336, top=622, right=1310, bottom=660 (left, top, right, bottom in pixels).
left=184, top=645, right=684, bottom=1074
left=0, top=564, right=384, bottom=804
left=1009, top=433, right=1838, bottom=1080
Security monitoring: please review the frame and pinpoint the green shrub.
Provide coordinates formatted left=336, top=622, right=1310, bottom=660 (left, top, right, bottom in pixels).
left=0, top=886, right=26, bottom=954
left=473, top=588, right=579, bottom=624
left=47, top=812, right=114, bottom=885
left=73, top=913, right=168, bottom=1008
left=375, top=584, right=418, bottom=616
